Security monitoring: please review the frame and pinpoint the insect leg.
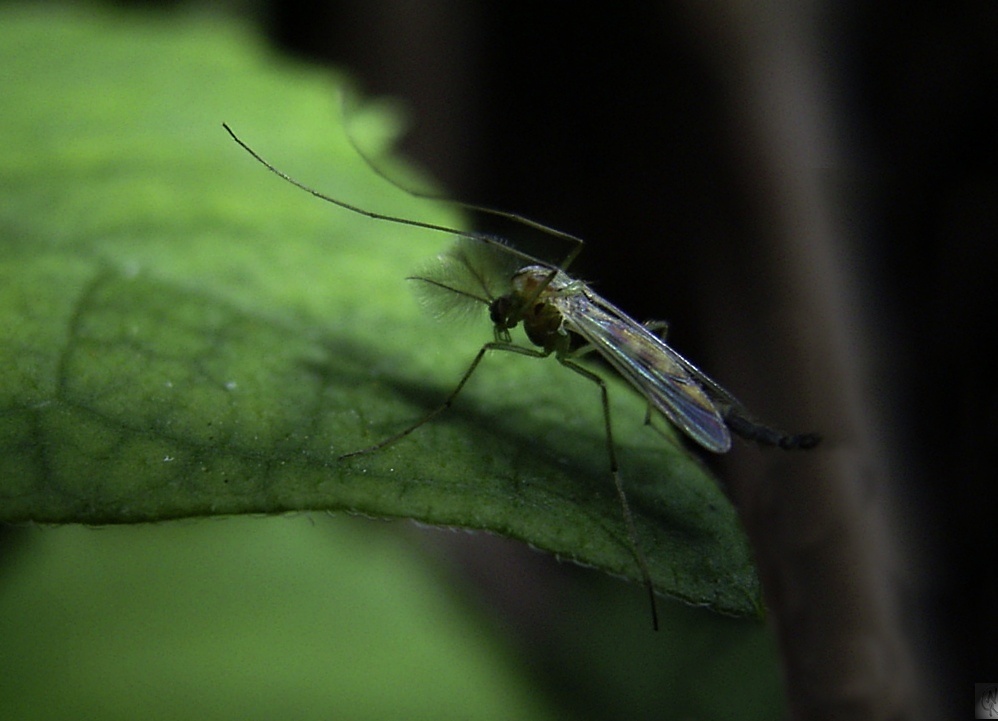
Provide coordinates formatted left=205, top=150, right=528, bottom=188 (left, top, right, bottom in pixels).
left=642, top=320, right=669, bottom=338
left=557, top=357, right=660, bottom=631
left=570, top=343, right=597, bottom=359
left=339, top=342, right=551, bottom=459
left=223, top=125, right=583, bottom=278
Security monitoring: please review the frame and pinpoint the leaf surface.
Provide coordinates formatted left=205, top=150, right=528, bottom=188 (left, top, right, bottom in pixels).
left=0, top=4, right=760, bottom=615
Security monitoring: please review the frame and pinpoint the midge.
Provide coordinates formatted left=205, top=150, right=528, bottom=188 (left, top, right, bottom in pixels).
left=222, top=123, right=820, bottom=627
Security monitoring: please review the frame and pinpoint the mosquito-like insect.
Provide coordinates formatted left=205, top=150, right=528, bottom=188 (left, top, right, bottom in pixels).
left=222, top=122, right=820, bottom=628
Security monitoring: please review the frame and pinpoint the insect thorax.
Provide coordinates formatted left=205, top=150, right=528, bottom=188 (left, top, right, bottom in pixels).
left=492, top=266, right=571, bottom=353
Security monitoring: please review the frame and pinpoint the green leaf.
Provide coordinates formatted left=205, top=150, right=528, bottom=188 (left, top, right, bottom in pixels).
left=0, top=5, right=760, bottom=615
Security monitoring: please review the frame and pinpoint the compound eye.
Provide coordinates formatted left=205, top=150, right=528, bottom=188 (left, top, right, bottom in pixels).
left=489, top=296, right=517, bottom=329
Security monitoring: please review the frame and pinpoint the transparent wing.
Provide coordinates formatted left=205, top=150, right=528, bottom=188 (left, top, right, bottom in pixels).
left=409, top=237, right=521, bottom=321
left=554, top=290, right=732, bottom=453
